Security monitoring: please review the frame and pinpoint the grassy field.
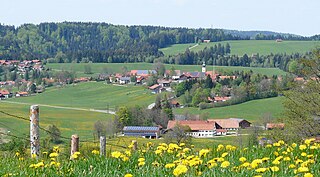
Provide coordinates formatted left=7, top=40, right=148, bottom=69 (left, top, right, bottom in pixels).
left=7, top=82, right=156, bottom=110
left=47, top=63, right=287, bottom=77
left=160, top=40, right=320, bottom=56
left=0, top=101, right=111, bottom=139
left=174, top=97, right=285, bottom=123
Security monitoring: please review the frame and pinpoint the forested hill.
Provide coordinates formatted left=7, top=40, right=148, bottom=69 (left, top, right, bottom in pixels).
left=0, top=22, right=319, bottom=63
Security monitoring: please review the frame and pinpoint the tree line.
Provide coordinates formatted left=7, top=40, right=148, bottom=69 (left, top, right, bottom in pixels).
left=1, top=22, right=318, bottom=63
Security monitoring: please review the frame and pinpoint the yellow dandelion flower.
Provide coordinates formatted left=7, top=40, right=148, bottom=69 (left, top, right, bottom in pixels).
left=298, top=166, right=309, bottom=173
left=291, top=143, right=297, bottom=148
left=304, top=173, right=314, bottom=177
left=183, top=148, right=190, bottom=153
left=49, top=152, right=58, bottom=158
left=239, top=157, right=247, bottom=162
left=270, top=166, right=280, bottom=172
left=111, top=151, right=122, bottom=158
left=124, top=174, right=133, bottom=177
left=15, top=152, right=20, bottom=157
left=138, top=161, right=145, bottom=166
left=266, top=144, right=272, bottom=148
left=217, top=144, right=224, bottom=151
left=165, top=163, right=175, bottom=169
left=179, top=143, right=185, bottom=147
left=288, top=164, right=296, bottom=168
left=220, top=161, right=230, bottom=168
left=91, top=150, right=99, bottom=155
left=272, top=160, right=280, bottom=165
left=299, top=145, right=307, bottom=150
left=255, top=167, right=267, bottom=173
left=152, top=161, right=160, bottom=167
left=283, top=156, right=291, bottom=161
left=173, top=164, right=188, bottom=177
left=199, top=149, right=210, bottom=158
left=221, top=152, right=228, bottom=158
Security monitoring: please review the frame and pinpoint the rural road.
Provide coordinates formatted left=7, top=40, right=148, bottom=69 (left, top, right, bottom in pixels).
left=1, top=100, right=116, bottom=115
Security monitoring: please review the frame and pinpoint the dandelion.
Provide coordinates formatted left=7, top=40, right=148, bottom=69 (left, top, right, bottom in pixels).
left=15, top=152, right=20, bottom=157
left=221, top=152, right=228, bottom=158
left=288, top=164, right=296, bottom=168
left=152, top=161, right=160, bottom=167
left=165, top=163, right=175, bottom=169
left=297, top=166, right=309, bottom=173
left=217, top=144, right=224, bottom=151
left=199, top=149, right=210, bottom=157
left=220, top=161, right=230, bottom=168
left=299, top=145, right=307, bottom=150
left=124, top=174, right=133, bottom=177
left=173, top=164, right=188, bottom=176
left=270, top=166, right=280, bottom=172
left=304, top=173, right=314, bottom=177
left=111, top=151, right=122, bottom=158
left=239, top=157, right=246, bottom=162
left=91, top=150, right=99, bottom=155
left=255, top=168, right=267, bottom=173
left=49, top=152, right=58, bottom=158
left=138, top=161, right=145, bottom=166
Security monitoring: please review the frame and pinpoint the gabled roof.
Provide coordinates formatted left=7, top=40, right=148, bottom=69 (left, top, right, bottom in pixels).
left=0, top=90, right=10, bottom=95
left=266, top=123, right=285, bottom=129
left=149, top=84, right=160, bottom=90
left=167, top=120, right=216, bottom=131
left=208, top=119, right=240, bottom=128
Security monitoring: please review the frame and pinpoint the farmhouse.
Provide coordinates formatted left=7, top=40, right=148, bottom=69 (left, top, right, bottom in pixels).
left=208, top=96, right=231, bottom=102
left=167, top=120, right=222, bottom=138
left=119, top=77, right=131, bottom=84
left=122, top=126, right=160, bottom=139
left=149, top=84, right=162, bottom=94
left=208, top=118, right=251, bottom=134
left=0, top=89, right=11, bottom=99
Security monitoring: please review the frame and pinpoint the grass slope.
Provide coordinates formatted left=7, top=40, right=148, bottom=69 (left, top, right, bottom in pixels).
left=160, top=40, right=320, bottom=56
left=0, top=102, right=111, bottom=139
left=173, top=97, right=284, bottom=122
left=7, top=82, right=156, bottom=110
left=47, top=63, right=287, bottom=77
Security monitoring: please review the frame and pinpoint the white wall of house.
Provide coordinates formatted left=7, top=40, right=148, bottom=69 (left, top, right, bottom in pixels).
left=187, top=130, right=216, bottom=138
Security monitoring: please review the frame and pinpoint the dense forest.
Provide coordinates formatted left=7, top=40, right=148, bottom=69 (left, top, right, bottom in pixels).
left=0, top=22, right=319, bottom=63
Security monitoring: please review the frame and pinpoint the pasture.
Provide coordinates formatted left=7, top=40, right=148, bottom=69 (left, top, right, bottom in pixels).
left=160, top=40, right=320, bottom=56
left=7, top=82, right=156, bottom=110
left=174, top=97, right=285, bottom=123
left=47, top=63, right=287, bottom=77
left=0, top=101, right=112, bottom=139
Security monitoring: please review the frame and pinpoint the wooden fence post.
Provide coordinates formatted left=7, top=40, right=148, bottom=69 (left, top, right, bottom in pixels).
left=132, top=140, right=137, bottom=151
left=100, top=136, right=106, bottom=156
left=71, top=134, right=79, bottom=155
left=30, top=105, right=40, bottom=158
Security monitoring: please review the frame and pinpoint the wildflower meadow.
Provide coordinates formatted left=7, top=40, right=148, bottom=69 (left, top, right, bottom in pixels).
left=1, top=139, right=320, bottom=177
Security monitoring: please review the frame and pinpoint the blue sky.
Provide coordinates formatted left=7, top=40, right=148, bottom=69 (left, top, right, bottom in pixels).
left=0, top=0, right=319, bottom=36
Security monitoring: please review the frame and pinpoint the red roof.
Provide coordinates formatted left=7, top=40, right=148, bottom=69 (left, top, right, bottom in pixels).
left=266, top=123, right=285, bottom=129
left=208, top=119, right=240, bottom=129
left=149, top=84, right=160, bottom=90
left=214, top=96, right=231, bottom=102
left=167, top=120, right=216, bottom=131
left=0, top=90, right=10, bottom=95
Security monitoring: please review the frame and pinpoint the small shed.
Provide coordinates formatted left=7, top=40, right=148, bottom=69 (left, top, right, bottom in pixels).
left=123, top=126, right=160, bottom=139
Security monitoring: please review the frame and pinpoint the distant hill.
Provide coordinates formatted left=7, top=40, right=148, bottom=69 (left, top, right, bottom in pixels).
left=0, top=22, right=318, bottom=63
left=222, top=29, right=303, bottom=39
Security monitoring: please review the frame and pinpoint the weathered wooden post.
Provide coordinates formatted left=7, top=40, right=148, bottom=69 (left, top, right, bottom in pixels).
left=132, top=140, right=137, bottom=151
left=100, top=136, right=106, bottom=156
left=70, top=134, right=79, bottom=155
left=30, top=105, right=40, bottom=158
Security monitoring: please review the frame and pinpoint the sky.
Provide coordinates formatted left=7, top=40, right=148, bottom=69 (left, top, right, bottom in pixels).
left=0, top=0, right=319, bottom=36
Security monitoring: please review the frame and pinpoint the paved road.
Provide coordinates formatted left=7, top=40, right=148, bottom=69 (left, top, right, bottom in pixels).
left=1, top=100, right=116, bottom=115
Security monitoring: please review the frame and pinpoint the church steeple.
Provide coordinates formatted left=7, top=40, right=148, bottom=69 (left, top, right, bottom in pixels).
left=202, top=61, right=206, bottom=72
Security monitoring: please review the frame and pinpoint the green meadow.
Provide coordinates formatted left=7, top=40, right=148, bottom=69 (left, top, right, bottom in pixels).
left=47, top=63, right=287, bottom=77
left=174, top=97, right=285, bottom=123
left=0, top=101, right=111, bottom=139
left=160, top=40, right=320, bottom=56
left=7, top=82, right=156, bottom=110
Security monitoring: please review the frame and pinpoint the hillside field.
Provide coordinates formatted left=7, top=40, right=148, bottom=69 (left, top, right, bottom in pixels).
left=47, top=63, right=287, bottom=77
left=160, top=40, right=320, bottom=56
left=174, top=96, right=285, bottom=122
left=0, top=101, right=111, bottom=139
left=6, top=82, right=156, bottom=110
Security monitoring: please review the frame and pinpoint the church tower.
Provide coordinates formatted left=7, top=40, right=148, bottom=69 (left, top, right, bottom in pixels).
left=202, top=61, right=206, bottom=72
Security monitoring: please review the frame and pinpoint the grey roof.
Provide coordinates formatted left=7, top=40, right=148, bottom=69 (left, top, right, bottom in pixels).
left=123, top=126, right=159, bottom=132
left=137, top=70, right=157, bottom=75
